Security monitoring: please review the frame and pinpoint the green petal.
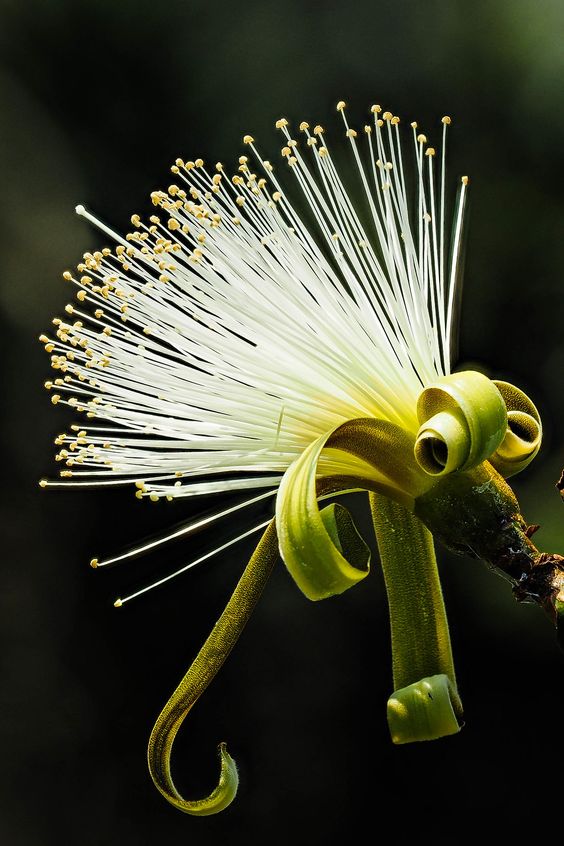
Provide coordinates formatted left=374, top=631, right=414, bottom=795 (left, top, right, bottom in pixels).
left=490, top=380, right=542, bottom=478
left=415, top=371, right=507, bottom=476
left=387, top=674, right=463, bottom=744
left=147, top=520, right=279, bottom=815
left=276, top=431, right=370, bottom=600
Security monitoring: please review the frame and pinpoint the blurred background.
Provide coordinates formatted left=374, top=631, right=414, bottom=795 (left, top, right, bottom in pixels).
left=1, top=0, right=563, bottom=843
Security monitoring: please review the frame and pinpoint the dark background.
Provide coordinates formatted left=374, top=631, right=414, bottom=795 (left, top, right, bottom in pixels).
left=1, top=1, right=563, bottom=843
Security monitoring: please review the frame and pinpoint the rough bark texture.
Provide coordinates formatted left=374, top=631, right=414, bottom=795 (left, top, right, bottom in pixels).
left=414, top=462, right=564, bottom=623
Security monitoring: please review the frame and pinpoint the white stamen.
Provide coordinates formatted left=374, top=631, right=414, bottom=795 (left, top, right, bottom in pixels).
left=114, top=518, right=271, bottom=606
left=44, top=104, right=467, bottom=507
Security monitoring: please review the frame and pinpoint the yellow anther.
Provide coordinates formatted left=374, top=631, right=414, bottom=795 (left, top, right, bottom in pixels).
left=371, top=104, right=382, bottom=114
left=391, top=116, right=400, bottom=125
left=442, top=116, right=452, bottom=125
left=313, top=125, right=324, bottom=135
left=275, top=118, right=288, bottom=129
left=319, top=147, right=328, bottom=158
left=425, top=147, right=436, bottom=157
left=281, top=146, right=291, bottom=158
left=346, top=128, right=357, bottom=138
left=39, top=479, right=48, bottom=488
left=149, top=493, right=159, bottom=503
left=336, top=100, right=346, bottom=111
left=243, top=134, right=254, bottom=144
left=114, top=598, right=123, bottom=608
left=417, top=133, right=427, bottom=144
left=364, top=125, right=372, bottom=134
left=131, top=214, right=141, bottom=227
left=383, top=111, right=393, bottom=121
left=461, top=176, right=469, bottom=186
left=272, top=191, right=282, bottom=202
left=215, top=162, right=224, bottom=171
left=411, top=121, right=418, bottom=129
left=194, top=158, right=204, bottom=167
left=62, top=271, right=73, bottom=281
left=299, top=121, right=309, bottom=131
left=167, top=218, right=180, bottom=231
left=90, top=558, right=99, bottom=569
left=39, top=334, right=50, bottom=344
left=65, top=304, right=74, bottom=315
left=80, top=276, right=92, bottom=285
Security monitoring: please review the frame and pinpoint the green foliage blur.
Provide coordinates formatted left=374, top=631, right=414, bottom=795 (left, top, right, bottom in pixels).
left=1, top=1, right=562, bottom=843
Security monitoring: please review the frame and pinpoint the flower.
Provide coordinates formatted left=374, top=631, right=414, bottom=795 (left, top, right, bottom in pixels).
left=40, top=105, right=466, bottom=507
left=41, top=101, right=556, bottom=816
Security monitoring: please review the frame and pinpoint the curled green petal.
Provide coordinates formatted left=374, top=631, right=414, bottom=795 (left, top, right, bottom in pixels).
left=490, top=380, right=542, bottom=477
left=387, top=674, right=463, bottom=744
left=276, top=431, right=370, bottom=601
left=276, top=417, right=432, bottom=601
left=147, top=520, right=279, bottom=815
left=415, top=371, right=507, bottom=477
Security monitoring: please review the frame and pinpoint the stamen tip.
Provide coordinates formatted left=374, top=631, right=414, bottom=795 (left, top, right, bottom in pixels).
left=90, top=558, right=99, bottom=569
left=75, top=204, right=86, bottom=217
left=114, top=598, right=123, bottom=608
left=39, top=479, right=48, bottom=489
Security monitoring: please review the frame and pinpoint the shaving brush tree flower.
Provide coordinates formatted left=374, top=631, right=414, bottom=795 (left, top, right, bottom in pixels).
left=40, top=101, right=564, bottom=815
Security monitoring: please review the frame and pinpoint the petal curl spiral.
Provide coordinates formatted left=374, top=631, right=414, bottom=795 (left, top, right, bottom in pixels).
left=414, top=371, right=507, bottom=476
left=489, top=380, right=542, bottom=478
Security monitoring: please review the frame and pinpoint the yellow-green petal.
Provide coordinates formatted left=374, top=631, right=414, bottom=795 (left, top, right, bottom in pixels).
left=147, top=519, right=279, bottom=815
left=415, top=371, right=507, bottom=477
left=387, top=674, right=462, bottom=744
left=275, top=417, right=432, bottom=601
left=276, top=430, right=370, bottom=601
left=490, top=380, right=542, bottom=477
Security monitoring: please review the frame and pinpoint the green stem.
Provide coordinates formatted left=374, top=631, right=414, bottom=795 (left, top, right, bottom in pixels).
left=147, top=518, right=279, bottom=815
left=369, top=491, right=463, bottom=743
